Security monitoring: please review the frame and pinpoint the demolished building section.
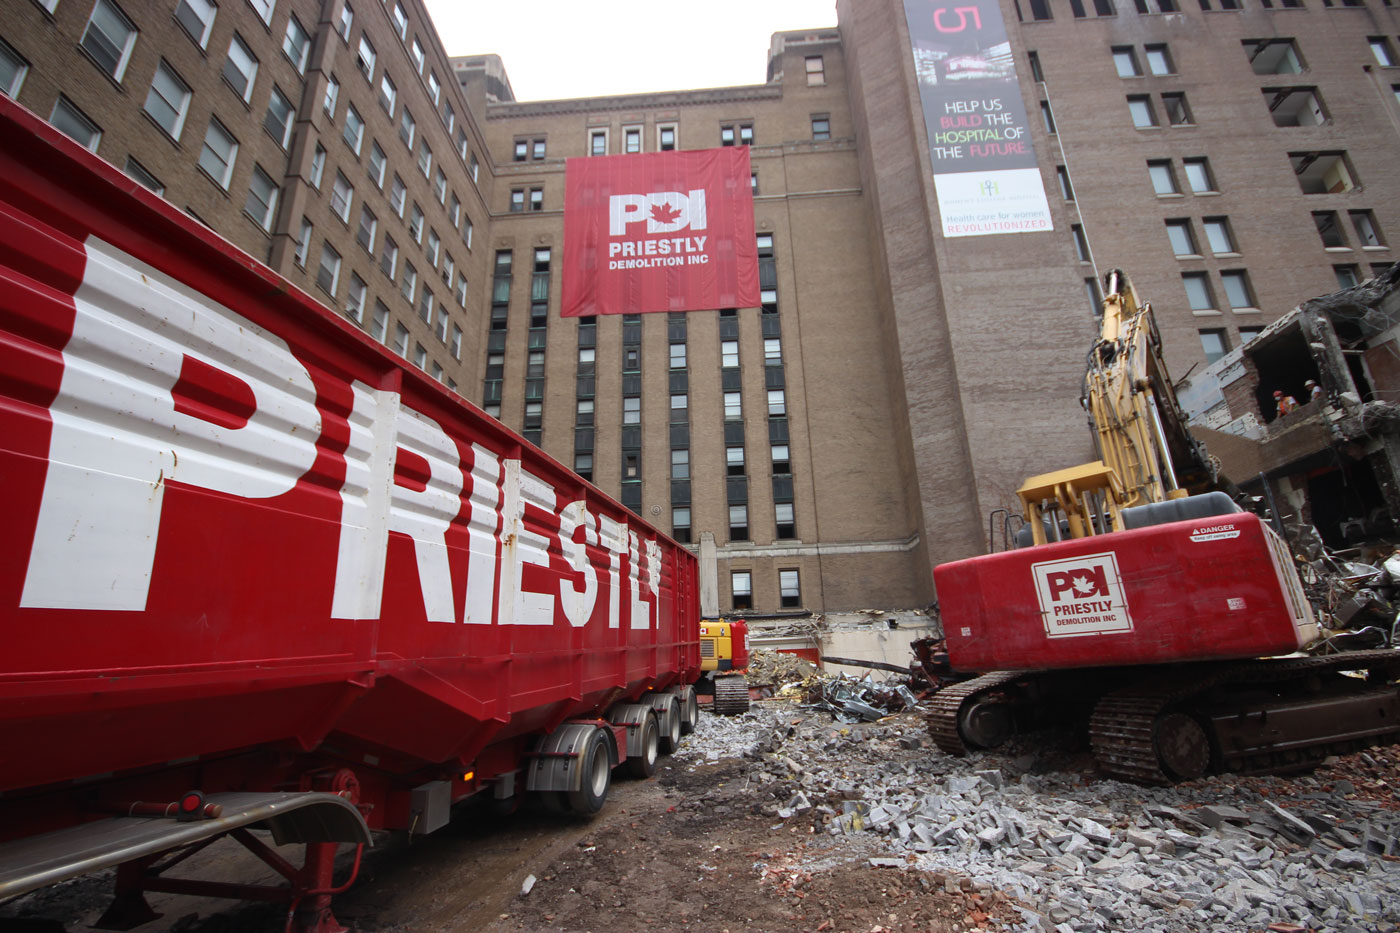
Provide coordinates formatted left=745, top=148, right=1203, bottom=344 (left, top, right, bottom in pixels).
left=1180, top=263, right=1400, bottom=551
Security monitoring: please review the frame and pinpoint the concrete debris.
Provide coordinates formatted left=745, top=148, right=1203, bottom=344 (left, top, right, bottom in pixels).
left=745, top=648, right=823, bottom=687
left=807, top=674, right=921, bottom=722
left=520, top=874, right=537, bottom=896
left=674, top=702, right=1400, bottom=933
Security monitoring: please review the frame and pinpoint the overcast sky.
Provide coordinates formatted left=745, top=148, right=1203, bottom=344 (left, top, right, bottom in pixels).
left=421, top=0, right=838, bottom=102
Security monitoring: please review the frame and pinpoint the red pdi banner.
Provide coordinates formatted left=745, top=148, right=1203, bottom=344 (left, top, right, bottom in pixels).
left=561, top=147, right=759, bottom=316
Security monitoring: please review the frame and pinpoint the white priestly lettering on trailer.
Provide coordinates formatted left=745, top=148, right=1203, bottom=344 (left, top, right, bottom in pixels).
left=558, top=500, right=599, bottom=627
left=499, top=460, right=557, bottom=626
left=331, top=381, right=399, bottom=620
left=22, top=237, right=320, bottom=611
left=599, top=514, right=626, bottom=628
left=389, top=406, right=463, bottom=622
left=462, top=443, right=501, bottom=625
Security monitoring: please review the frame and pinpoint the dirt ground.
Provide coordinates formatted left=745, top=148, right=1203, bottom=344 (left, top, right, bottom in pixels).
left=4, top=705, right=1399, bottom=933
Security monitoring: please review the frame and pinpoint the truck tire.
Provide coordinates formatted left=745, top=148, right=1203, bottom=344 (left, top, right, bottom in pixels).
left=615, top=708, right=659, bottom=778
left=648, top=694, right=682, bottom=754
left=713, top=675, right=750, bottom=715
left=565, top=727, right=612, bottom=815
left=667, top=684, right=700, bottom=735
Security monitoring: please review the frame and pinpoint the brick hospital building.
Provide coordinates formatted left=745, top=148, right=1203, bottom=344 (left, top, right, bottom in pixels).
left=2, top=0, right=1397, bottom=613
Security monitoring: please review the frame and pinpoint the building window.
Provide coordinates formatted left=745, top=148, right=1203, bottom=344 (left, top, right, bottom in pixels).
left=724, top=391, right=742, bottom=420
left=197, top=117, right=238, bottom=189
left=1290, top=150, right=1355, bottom=194
left=1072, top=224, right=1091, bottom=262
left=1056, top=165, right=1074, bottom=200
left=1166, top=219, right=1199, bottom=256
left=371, top=301, right=388, bottom=341
left=1239, top=326, right=1263, bottom=344
left=343, top=105, right=364, bottom=154
left=623, top=396, right=641, bottom=425
left=1203, top=217, right=1236, bottom=254
left=1245, top=38, right=1303, bottom=75
left=1112, top=46, right=1141, bottom=77
left=1144, top=44, right=1173, bottom=75
left=400, top=109, right=416, bottom=148
left=1199, top=329, right=1227, bottom=363
left=1182, top=272, right=1216, bottom=311
left=590, top=129, right=607, bottom=155
left=247, top=0, right=273, bottom=25
left=670, top=343, right=687, bottom=368
left=721, top=340, right=739, bottom=367
left=174, top=0, right=216, bottom=49
left=1040, top=101, right=1056, bottom=134
left=767, top=389, right=786, bottom=416
left=264, top=85, right=295, bottom=149
left=775, top=503, right=795, bottom=539
left=124, top=157, right=163, bottom=194
left=729, top=506, right=749, bottom=543
left=672, top=508, right=691, bottom=543
left=316, top=242, right=341, bottom=295
left=726, top=446, right=745, bottom=476
left=1085, top=276, right=1103, bottom=315
left=81, top=0, right=137, bottom=82
left=1265, top=87, right=1326, bottom=126
left=1313, top=210, right=1347, bottom=248
left=1183, top=157, right=1216, bottom=193
left=417, top=140, right=433, bottom=178
left=411, top=38, right=425, bottom=73
left=513, top=139, right=528, bottom=162
left=811, top=115, right=830, bottom=140
left=1028, top=50, right=1044, bottom=82
left=1350, top=210, right=1384, bottom=247
left=528, top=188, right=544, bottom=211
left=1370, top=37, right=1397, bottom=67
left=805, top=55, right=825, bottom=85
left=282, top=15, right=310, bottom=74
left=1127, top=95, right=1157, bottom=127
left=1334, top=264, right=1360, bottom=288
left=658, top=124, right=676, bottom=150
left=400, top=263, right=417, bottom=304
left=392, top=323, right=409, bottom=357
left=1221, top=270, right=1255, bottom=309
left=310, top=145, right=325, bottom=188
left=779, top=569, right=801, bottom=608
left=143, top=61, right=191, bottom=140
left=1029, top=0, right=1053, bottom=18
left=337, top=1, right=352, bottom=40
left=356, top=34, right=376, bottom=80
left=323, top=75, right=339, bottom=117
left=1147, top=160, right=1179, bottom=195
left=380, top=235, right=399, bottom=280
left=329, top=171, right=353, bottom=222
left=1162, top=93, right=1192, bottom=125
left=368, top=142, right=387, bottom=188
left=223, top=34, right=258, bottom=102
left=428, top=229, right=441, bottom=266
left=624, top=126, right=641, bottom=153
left=409, top=203, right=424, bottom=242
left=346, top=273, right=366, bottom=320
left=390, top=175, right=406, bottom=217
left=452, top=325, right=462, bottom=360
left=731, top=570, right=752, bottom=608
left=244, top=165, right=279, bottom=231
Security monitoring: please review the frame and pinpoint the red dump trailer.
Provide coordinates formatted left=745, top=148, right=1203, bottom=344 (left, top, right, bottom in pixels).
left=0, top=97, right=701, bottom=930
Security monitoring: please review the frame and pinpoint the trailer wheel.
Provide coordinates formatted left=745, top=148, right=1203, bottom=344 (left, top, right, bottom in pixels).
left=667, top=685, right=700, bottom=734
left=624, top=710, right=660, bottom=779
left=649, top=694, right=682, bottom=754
left=565, top=728, right=612, bottom=815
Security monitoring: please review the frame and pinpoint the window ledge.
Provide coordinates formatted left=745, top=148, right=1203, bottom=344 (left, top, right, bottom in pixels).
left=1191, top=308, right=1223, bottom=317
left=1192, top=190, right=1222, bottom=197
left=1362, top=245, right=1390, bottom=251
left=1133, top=125, right=1163, bottom=131
left=1230, top=306, right=1262, bottom=314
left=1213, top=251, right=1242, bottom=259
left=1324, top=246, right=1354, bottom=252
left=1156, top=192, right=1185, bottom=199
left=1175, top=253, right=1205, bottom=260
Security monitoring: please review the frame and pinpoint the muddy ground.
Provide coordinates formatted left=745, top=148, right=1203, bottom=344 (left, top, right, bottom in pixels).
left=3, top=702, right=1399, bottom=933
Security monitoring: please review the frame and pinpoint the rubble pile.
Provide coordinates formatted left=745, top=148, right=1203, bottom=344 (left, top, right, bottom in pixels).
left=677, top=703, right=1400, bottom=933
left=1300, top=544, right=1400, bottom=650
left=744, top=648, right=823, bottom=686
left=806, top=675, right=920, bottom=722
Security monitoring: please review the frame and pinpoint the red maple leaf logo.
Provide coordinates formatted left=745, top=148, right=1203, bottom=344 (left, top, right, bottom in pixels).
left=650, top=202, right=682, bottom=225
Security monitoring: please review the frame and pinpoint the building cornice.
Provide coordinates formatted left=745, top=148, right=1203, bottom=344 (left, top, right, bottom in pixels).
left=487, top=84, right=785, bottom=118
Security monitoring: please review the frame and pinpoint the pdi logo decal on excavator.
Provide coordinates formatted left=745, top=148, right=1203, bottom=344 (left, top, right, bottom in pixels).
left=1031, top=552, right=1134, bottom=638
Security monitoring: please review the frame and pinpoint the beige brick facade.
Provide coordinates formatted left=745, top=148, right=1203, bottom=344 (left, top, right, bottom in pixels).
left=4, top=0, right=1396, bottom=615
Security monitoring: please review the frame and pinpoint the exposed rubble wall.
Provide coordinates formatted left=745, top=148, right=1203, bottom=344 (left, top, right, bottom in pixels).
left=1180, top=263, right=1400, bottom=549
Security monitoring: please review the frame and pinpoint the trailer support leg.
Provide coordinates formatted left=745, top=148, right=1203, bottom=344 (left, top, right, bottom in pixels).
left=289, top=842, right=348, bottom=933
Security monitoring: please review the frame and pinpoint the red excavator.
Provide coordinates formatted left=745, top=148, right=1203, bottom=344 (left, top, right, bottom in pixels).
left=929, top=270, right=1400, bottom=783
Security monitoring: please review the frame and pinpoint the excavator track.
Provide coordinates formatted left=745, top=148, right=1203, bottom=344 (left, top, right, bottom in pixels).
left=1090, top=650, right=1400, bottom=784
left=926, top=671, right=1030, bottom=756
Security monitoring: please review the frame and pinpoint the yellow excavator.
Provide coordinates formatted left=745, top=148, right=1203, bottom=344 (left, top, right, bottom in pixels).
left=697, top=619, right=751, bottom=715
